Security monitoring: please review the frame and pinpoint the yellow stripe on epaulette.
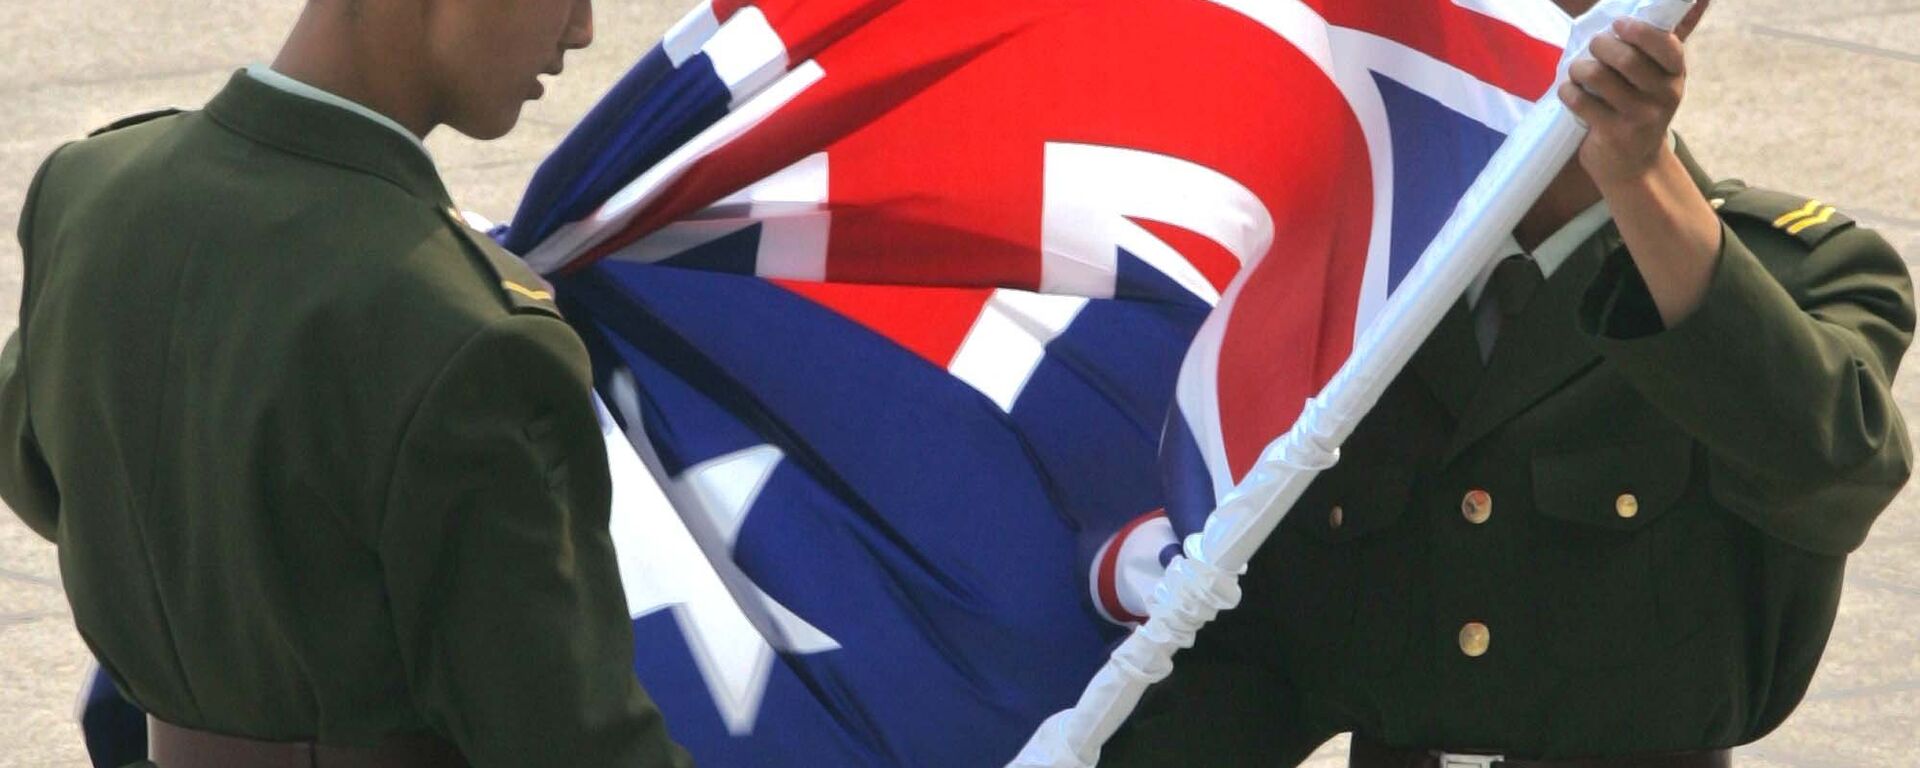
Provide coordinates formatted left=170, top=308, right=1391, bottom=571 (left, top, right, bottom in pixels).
left=435, top=207, right=564, bottom=319
left=1709, top=182, right=1856, bottom=249
left=1770, top=200, right=1823, bottom=229
left=1784, top=206, right=1838, bottom=236
left=502, top=280, right=554, bottom=302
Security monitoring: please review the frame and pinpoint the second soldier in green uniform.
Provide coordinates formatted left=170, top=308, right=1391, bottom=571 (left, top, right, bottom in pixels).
left=1104, top=2, right=1913, bottom=766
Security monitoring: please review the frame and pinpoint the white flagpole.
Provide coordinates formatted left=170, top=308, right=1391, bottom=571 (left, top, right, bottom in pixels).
left=1009, top=1, right=1696, bottom=765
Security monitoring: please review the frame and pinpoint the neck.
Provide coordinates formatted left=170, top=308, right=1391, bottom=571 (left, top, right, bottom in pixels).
left=1516, top=159, right=1604, bottom=252
left=271, top=2, right=438, bottom=139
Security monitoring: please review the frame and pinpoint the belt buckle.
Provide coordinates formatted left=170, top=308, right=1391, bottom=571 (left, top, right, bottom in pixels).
left=1436, top=752, right=1505, bottom=768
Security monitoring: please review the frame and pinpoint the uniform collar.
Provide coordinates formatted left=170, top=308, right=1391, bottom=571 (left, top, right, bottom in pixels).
left=1464, top=132, right=1680, bottom=309
left=204, top=70, right=451, bottom=206
left=243, top=64, right=432, bottom=159
left=1465, top=202, right=1612, bottom=308
left=1423, top=134, right=1719, bottom=461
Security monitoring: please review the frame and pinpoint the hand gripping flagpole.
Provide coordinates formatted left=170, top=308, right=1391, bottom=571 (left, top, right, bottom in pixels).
left=1009, top=1, right=1695, bottom=765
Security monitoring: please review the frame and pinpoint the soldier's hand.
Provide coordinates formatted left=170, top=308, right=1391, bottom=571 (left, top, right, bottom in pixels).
left=1559, top=18, right=1688, bottom=186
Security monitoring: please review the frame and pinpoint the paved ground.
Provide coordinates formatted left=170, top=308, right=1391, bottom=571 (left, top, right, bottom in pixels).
left=1, top=2, right=1916, bottom=766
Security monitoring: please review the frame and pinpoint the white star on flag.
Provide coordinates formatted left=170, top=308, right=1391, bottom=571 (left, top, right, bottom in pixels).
left=596, top=375, right=841, bottom=735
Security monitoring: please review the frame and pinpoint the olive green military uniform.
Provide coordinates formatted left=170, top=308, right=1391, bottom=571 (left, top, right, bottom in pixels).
left=0, top=72, right=691, bottom=767
left=1103, top=144, right=1914, bottom=764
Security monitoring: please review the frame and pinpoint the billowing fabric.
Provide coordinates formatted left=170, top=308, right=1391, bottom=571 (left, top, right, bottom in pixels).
left=496, top=1, right=1566, bottom=765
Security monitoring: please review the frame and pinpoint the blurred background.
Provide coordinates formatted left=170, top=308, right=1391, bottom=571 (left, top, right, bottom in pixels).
left=2, top=1, right=1915, bottom=765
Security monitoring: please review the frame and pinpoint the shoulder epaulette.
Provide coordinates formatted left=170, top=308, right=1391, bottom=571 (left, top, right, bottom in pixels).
left=436, top=207, right=564, bottom=320
left=1708, top=180, right=1855, bottom=248
left=87, top=108, right=185, bottom=137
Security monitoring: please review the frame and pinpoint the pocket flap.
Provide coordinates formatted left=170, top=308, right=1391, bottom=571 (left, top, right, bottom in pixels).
left=1293, top=464, right=1413, bottom=543
left=1530, top=435, right=1692, bottom=531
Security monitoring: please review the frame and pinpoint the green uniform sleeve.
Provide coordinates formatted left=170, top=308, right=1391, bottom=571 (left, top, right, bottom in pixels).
left=1580, top=219, right=1915, bottom=555
left=0, top=150, right=62, bottom=541
left=380, top=313, right=691, bottom=767
left=0, top=331, right=58, bottom=540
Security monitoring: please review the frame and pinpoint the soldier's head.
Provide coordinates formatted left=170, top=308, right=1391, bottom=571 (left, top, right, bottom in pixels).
left=279, top=0, right=594, bottom=140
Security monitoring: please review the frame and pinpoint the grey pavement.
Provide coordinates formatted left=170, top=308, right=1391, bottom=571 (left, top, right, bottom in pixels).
left=1, top=2, right=1916, bottom=766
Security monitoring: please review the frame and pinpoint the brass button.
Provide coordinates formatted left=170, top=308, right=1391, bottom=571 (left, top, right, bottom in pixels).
left=1458, top=622, right=1491, bottom=658
left=1329, top=505, right=1345, bottom=529
left=1461, top=489, right=1492, bottom=525
left=1616, top=493, right=1640, bottom=519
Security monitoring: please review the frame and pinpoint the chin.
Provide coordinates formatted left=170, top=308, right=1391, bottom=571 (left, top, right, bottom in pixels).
left=447, top=104, right=525, bottom=141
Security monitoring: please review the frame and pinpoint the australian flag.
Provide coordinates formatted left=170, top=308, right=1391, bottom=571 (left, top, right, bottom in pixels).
left=81, top=1, right=1570, bottom=765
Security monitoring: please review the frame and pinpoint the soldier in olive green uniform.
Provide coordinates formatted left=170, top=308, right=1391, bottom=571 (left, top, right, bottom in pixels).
left=1104, top=4, right=1912, bottom=767
left=0, top=1, right=692, bottom=766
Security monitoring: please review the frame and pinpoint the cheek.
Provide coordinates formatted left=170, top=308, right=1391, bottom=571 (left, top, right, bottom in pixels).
left=434, top=17, right=507, bottom=82
left=523, top=0, right=577, bottom=52
left=435, top=2, right=569, bottom=99
left=491, top=7, right=567, bottom=72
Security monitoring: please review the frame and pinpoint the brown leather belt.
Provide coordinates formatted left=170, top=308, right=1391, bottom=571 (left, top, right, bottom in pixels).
left=1350, top=735, right=1732, bottom=768
left=148, top=716, right=470, bottom=768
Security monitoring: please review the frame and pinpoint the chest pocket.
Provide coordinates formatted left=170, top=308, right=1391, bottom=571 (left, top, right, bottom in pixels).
left=1531, top=434, right=1691, bottom=530
left=1528, top=434, right=1696, bottom=670
left=1296, top=463, right=1413, bottom=543
left=1262, top=463, right=1416, bottom=679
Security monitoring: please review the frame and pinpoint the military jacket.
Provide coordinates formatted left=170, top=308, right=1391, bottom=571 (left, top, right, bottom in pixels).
left=1105, top=146, right=1914, bottom=764
left=0, top=72, right=691, bottom=767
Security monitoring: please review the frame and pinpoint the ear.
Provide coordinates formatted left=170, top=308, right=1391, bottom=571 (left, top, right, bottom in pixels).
left=1675, top=0, right=1711, bottom=41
